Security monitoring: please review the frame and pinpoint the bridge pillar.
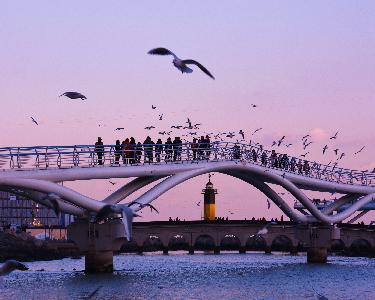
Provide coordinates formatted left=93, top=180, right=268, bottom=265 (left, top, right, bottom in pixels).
left=295, top=225, right=340, bottom=263
left=67, top=219, right=126, bottom=273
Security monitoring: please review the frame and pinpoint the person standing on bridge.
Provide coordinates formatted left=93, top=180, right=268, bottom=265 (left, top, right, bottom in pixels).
left=205, top=135, right=211, bottom=160
left=165, top=137, right=173, bottom=161
left=95, top=137, right=104, bottom=165
left=129, top=137, right=136, bottom=164
left=114, top=140, right=121, bottom=165
left=191, top=138, right=198, bottom=160
left=155, top=138, right=163, bottom=162
left=122, top=138, right=130, bottom=164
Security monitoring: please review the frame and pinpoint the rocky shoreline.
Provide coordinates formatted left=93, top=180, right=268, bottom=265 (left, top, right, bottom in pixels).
left=0, top=231, right=80, bottom=262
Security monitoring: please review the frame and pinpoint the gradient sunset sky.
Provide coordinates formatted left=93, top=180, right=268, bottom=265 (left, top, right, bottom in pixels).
left=1, top=1, right=374, bottom=222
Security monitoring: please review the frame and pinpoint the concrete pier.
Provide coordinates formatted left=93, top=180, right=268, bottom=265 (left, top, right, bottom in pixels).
left=67, top=219, right=126, bottom=273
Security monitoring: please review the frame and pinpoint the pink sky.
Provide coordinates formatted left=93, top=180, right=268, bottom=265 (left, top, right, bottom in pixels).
left=1, top=1, right=374, bottom=222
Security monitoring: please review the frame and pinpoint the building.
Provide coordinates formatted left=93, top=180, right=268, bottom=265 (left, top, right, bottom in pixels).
left=0, top=191, right=73, bottom=228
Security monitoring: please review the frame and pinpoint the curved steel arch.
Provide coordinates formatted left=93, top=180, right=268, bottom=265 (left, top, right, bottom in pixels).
left=103, top=176, right=165, bottom=204
left=129, top=164, right=375, bottom=224
left=0, top=186, right=84, bottom=216
left=0, top=178, right=103, bottom=212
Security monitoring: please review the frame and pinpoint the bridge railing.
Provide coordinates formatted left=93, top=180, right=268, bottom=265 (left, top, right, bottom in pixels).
left=0, top=142, right=374, bottom=187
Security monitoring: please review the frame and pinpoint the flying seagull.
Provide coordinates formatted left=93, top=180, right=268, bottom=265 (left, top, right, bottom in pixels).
left=109, top=181, right=116, bottom=185
left=250, top=222, right=277, bottom=238
left=0, top=260, right=28, bottom=276
left=144, top=126, right=155, bottom=130
left=302, top=134, right=310, bottom=140
left=148, top=47, right=215, bottom=79
left=354, top=146, right=365, bottom=155
left=277, top=136, right=285, bottom=147
left=239, top=130, right=245, bottom=139
left=330, top=131, right=339, bottom=140
left=60, top=92, right=87, bottom=100
left=152, top=105, right=156, bottom=109
left=159, top=114, right=163, bottom=121
left=322, top=145, right=328, bottom=154
left=94, top=204, right=138, bottom=241
left=252, top=128, right=263, bottom=135
left=250, top=104, right=257, bottom=108
left=115, top=127, right=124, bottom=131
left=41, top=193, right=61, bottom=218
left=30, top=117, right=39, bottom=125
left=128, top=201, right=159, bottom=214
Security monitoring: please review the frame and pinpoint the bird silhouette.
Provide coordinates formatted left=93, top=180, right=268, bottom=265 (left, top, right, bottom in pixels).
left=302, top=134, right=310, bottom=140
left=152, top=105, right=156, bottom=109
left=109, top=181, right=116, bottom=185
left=60, top=92, right=87, bottom=100
left=252, top=128, right=263, bottom=135
left=333, top=149, right=339, bottom=155
left=30, top=117, right=39, bottom=125
left=277, top=136, right=286, bottom=147
left=41, top=193, right=61, bottom=218
left=239, top=130, right=245, bottom=139
left=148, top=47, right=215, bottom=79
left=330, top=131, right=339, bottom=140
left=159, top=114, right=163, bottom=120
left=250, top=104, right=257, bottom=108
left=322, top=145, right=328, bottom=154
left=354, top=146, right=365, bottom=155
left=301, top=152, right=310, bottom=157
left=115, top=127, right=124, bottom=131
left=303, top=141, right=313, bottom=150
left=144, top=126, right=155, bottom=130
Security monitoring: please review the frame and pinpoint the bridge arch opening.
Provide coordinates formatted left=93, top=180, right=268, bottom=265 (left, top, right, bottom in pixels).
left=143, top=235, right=164, bottom=252
left=220, top=235, right=241, bottom=251
left=330, top=239, right=346, bottom=254
left=246, top=236, right=266, bottom=251
left=350, top=239, right=372, bottom=256
left=168, top=234, right=189, bottom=251
left=194, top=234, right=215, bottom=251
left=271, top=235, right=293, bottom=252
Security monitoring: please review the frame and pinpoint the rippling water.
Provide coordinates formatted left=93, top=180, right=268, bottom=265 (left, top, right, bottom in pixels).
left=1, top=252, right=374, bottom=300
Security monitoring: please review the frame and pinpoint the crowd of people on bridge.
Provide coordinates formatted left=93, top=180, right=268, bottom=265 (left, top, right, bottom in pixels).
left=93, top=136, right=313, bottom=176
left=94, top=135, right=212, bottom=165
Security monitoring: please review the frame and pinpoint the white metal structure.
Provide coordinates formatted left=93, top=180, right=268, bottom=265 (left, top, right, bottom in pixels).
left=0, top=142, right=374, bottom=225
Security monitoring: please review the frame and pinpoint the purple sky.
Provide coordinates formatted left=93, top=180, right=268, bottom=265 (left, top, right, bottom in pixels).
left=1, top=1, right=374, bottom=222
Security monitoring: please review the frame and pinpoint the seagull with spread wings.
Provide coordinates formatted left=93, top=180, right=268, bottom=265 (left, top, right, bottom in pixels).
left=60, top=92, right=87, bottom=100
left=148, top=47, right=215, bottom=79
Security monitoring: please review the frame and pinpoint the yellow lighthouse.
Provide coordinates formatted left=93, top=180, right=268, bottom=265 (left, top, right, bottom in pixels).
left=201, top=174, right=217, bottom=221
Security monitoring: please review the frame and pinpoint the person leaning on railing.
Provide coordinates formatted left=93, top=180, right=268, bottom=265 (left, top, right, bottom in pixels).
left=94, top=137, right=104, bottom=165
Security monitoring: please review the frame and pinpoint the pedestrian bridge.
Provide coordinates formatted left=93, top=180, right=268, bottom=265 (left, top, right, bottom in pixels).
left=0, top=142, right=374, bottom=225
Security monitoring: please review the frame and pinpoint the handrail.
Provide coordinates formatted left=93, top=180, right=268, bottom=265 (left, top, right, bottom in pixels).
left=0, top=141, right=373, bottom=187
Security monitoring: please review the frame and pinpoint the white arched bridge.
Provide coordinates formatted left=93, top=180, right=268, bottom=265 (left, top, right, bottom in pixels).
left=0, top=141, right=374, bottom=270
left=0, top=142, right=374, bottom=224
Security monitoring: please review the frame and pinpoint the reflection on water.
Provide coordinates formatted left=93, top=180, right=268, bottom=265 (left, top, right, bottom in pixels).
left=1, top=252, right=374, bottom=299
